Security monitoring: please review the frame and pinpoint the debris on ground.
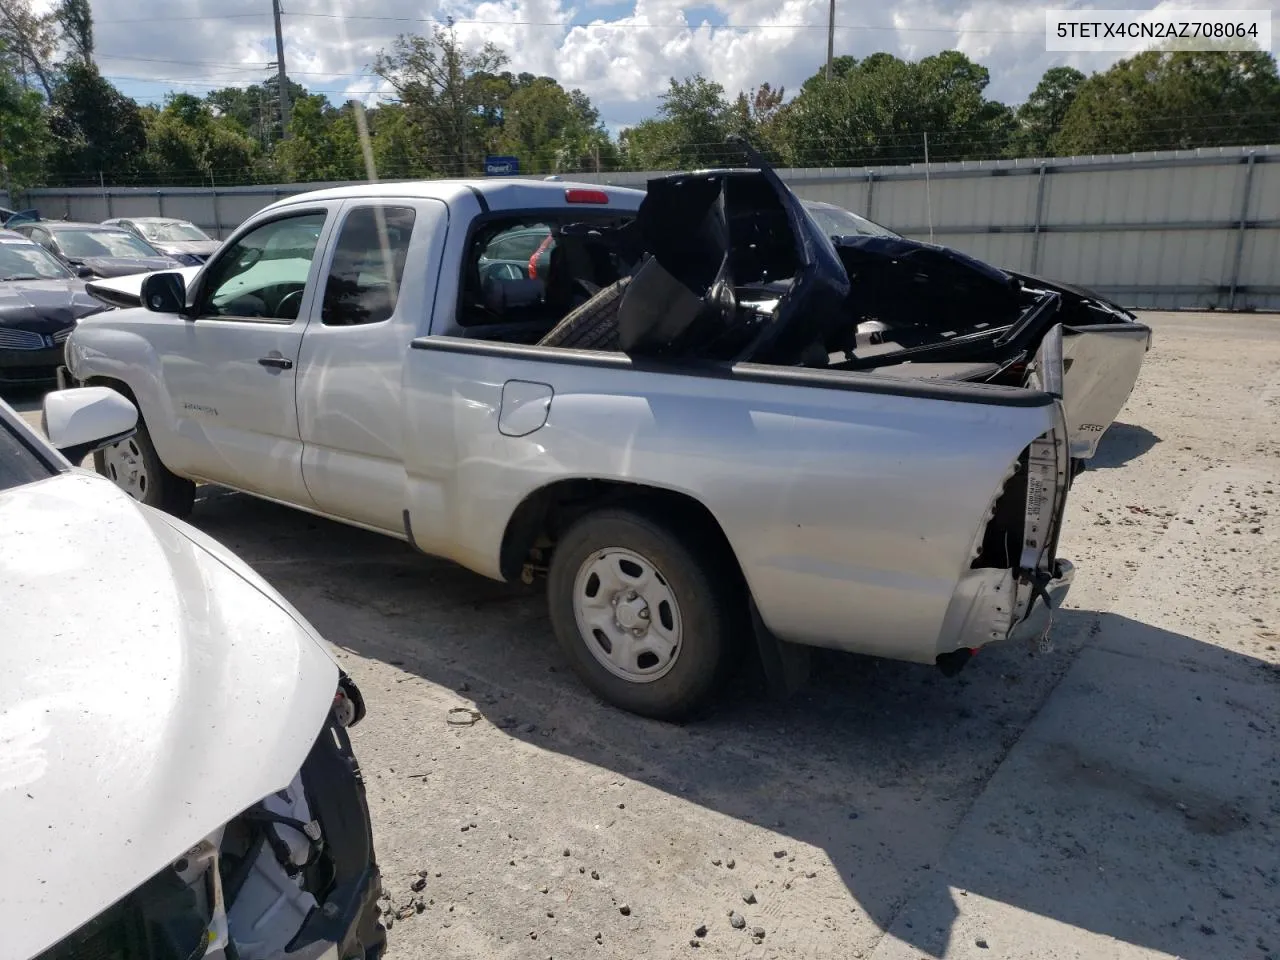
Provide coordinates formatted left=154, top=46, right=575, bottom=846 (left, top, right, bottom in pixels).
left=446, top=707, right=481, bottom=727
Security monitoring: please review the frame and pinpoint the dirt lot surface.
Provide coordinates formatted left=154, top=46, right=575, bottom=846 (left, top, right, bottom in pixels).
left=11, top=311, right=1280, bottom=959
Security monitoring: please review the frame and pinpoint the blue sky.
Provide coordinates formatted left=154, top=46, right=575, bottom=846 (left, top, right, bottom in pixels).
left=87, top=0, right=1275, bottom=129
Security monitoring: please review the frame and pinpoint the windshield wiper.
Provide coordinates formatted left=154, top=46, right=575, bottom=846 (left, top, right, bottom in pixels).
left=0, top=274, right=43, bottom=281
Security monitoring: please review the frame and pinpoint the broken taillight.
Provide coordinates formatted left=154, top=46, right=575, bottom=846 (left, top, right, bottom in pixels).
left=565, top=188, right=609, bottom=204
left=334, top=671, right=366, bottom=728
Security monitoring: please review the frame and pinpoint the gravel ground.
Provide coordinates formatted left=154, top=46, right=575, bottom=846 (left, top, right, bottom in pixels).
left=9, top=310, right=1278, bottom=959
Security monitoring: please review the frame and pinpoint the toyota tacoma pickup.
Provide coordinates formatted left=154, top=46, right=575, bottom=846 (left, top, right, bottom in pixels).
left=62, top=149, right=1144, bottom=719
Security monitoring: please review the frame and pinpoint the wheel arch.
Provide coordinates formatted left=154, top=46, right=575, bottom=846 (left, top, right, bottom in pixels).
left=499, top=478, right=747, bottom=592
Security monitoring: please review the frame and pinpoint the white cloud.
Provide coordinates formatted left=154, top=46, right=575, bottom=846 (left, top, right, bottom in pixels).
left=88, top=0, right=1277, bottom=126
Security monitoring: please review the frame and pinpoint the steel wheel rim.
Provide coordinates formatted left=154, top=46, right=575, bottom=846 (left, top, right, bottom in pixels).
left=102, top=437, right=149, bottom=501
left=572, top=547, right=683, bottom=684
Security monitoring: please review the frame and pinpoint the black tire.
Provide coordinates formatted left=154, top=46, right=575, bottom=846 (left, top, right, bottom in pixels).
left=93, top=408, right=196, bottom=517
left=546, top=506, right=740, bottom=720
left=537, top=276, right=630, bottom=350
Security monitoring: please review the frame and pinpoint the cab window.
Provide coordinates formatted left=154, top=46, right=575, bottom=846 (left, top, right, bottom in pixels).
left=199, top=213, right=326, bottom=321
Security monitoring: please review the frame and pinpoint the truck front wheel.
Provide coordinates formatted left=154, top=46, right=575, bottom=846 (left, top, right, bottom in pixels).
left=546, top=507, right=737, bottom=720
left=94, top=410, right=195, bottom=518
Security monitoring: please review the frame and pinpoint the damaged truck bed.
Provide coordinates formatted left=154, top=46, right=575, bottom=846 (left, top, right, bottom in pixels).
left=69, top=143, right=1138, bottom=718
left=535, top=144, right=1151, bottom=466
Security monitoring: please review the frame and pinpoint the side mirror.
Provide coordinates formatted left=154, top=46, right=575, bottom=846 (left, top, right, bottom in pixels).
left=41, top=387, right=138, bottom=463
left=76, top=264, right=96, bottom=279
left=140, top=271, right=187, bottom=314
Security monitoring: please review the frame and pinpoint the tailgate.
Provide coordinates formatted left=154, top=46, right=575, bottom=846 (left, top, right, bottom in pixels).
left=1060, top=323, right=1151, bottom=459
left=1025, top=321, right=1150, bottom=461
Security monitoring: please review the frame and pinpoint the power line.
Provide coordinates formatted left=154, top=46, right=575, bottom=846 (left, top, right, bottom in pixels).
left=97, top=72, right=382, bottom=95
left=94, top=11, right=1043, bottom=35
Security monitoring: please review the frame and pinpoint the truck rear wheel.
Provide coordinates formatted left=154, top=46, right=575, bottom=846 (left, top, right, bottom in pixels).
left=94, top=410, right=196, bottom=518
left=546, top=506, right=736, bottom=720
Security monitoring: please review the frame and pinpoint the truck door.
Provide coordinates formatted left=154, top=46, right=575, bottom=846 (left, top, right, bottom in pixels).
left=149, top=206, right=338, bottom=503
left=295, top=198, right=449, bottom=534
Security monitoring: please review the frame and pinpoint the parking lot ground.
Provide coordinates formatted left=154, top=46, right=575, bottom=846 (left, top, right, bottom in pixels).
left=11, top=311, right=1280, bottom=959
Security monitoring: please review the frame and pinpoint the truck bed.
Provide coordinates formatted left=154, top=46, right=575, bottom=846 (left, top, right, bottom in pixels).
left=400, top=335, right=1063, bottom=663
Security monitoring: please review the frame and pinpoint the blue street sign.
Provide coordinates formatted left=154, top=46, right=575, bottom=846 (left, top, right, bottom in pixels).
left=485, top=155, right=520, bottom=176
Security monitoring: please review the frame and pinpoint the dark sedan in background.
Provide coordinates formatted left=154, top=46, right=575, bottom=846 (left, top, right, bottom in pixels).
left=9, top=220, right=184, bottom=279
left=103, top=216, right=220, bottom=264
left=0, top=230, right=110, bottom=385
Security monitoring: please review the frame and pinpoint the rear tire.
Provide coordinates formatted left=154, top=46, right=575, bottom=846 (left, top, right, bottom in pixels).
left=546, top=506, right=739, bottom=720
left=537, top=277, right=629, bottom=350
left=94, top=408, right=195, bottom=517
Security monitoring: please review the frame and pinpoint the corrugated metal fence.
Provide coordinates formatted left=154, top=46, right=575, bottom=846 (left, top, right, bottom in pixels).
left=19, top=144, right=1280, bottom=311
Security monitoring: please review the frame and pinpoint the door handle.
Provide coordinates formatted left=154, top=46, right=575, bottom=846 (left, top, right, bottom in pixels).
left=258, top=356, right=293, bottom=370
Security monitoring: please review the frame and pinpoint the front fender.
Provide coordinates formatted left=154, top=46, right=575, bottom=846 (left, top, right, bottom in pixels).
left=65, top=313, right=193, bottom=474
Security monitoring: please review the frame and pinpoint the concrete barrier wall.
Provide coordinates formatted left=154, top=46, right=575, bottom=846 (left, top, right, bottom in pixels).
left=22, top=144, right=1280, bottom=311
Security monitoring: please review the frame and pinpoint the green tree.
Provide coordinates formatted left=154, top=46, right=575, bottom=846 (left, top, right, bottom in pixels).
left=366, top=102, right=431, bottom=180
left=0, top=0, right=58, bottom=98
left=1054, top=49, right=1280, bottom=154
left=779, top=51, right=1012, bottom=165
left=56, top=0, right=92, bottom=64
left=273, top=95, right=364, bottom=183
left=371, top=22, right=510, bottom=175
left=1007, top=66, right=1084, bottom=157
left=488, top=75, right=612, bottom=173
left=143, top=92, right=259, bottom=183
left=617, top=118, right=677, bottom=170
left=657, top=74, right=734, bottom=166
left=0, top=58, right=48, bottom=188
left=46, top=62, right=147, bottom=182
left=207, top=76, right=307, bottom=149
left=728, top=82, right=786, bottom=158
left=617, top=74, right=735, bottom=170
left=554, top=89, right=616, bottom=172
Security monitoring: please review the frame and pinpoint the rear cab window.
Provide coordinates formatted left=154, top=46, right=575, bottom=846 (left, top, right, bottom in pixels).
left=459, top=211, right=635, bottom=332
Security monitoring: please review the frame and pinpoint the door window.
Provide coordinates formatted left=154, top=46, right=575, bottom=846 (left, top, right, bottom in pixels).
left=199, top=212, right=327, bottom=322
left=321, top=206, right=416, bottom=326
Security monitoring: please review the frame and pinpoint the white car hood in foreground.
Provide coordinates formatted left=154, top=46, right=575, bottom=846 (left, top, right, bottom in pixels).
left=0, top=471, right=339, bottom=960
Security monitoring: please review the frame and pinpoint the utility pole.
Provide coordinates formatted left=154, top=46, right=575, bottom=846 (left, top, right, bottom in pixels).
left=825, top=0, right=836, bottom=81
left=272, top=0, right=291, bottom=139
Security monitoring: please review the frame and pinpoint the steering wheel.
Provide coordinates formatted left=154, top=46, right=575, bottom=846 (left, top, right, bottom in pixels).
left=275, top=288, right=305, bottom=320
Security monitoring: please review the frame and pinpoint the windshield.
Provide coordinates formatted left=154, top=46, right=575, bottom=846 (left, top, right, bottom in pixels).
left=138, top=221, right=210, bottom=243
left=0, top=239, right=73, bottom=280
left=56, top=229, right=161, bottom=259
left=0, top=417, right=56, bottom=493
left=802, top=202, right=902, bottom=240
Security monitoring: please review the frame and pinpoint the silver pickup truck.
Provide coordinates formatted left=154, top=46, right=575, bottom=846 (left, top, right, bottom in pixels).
left=63, top=156, right=1142, bottom=719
